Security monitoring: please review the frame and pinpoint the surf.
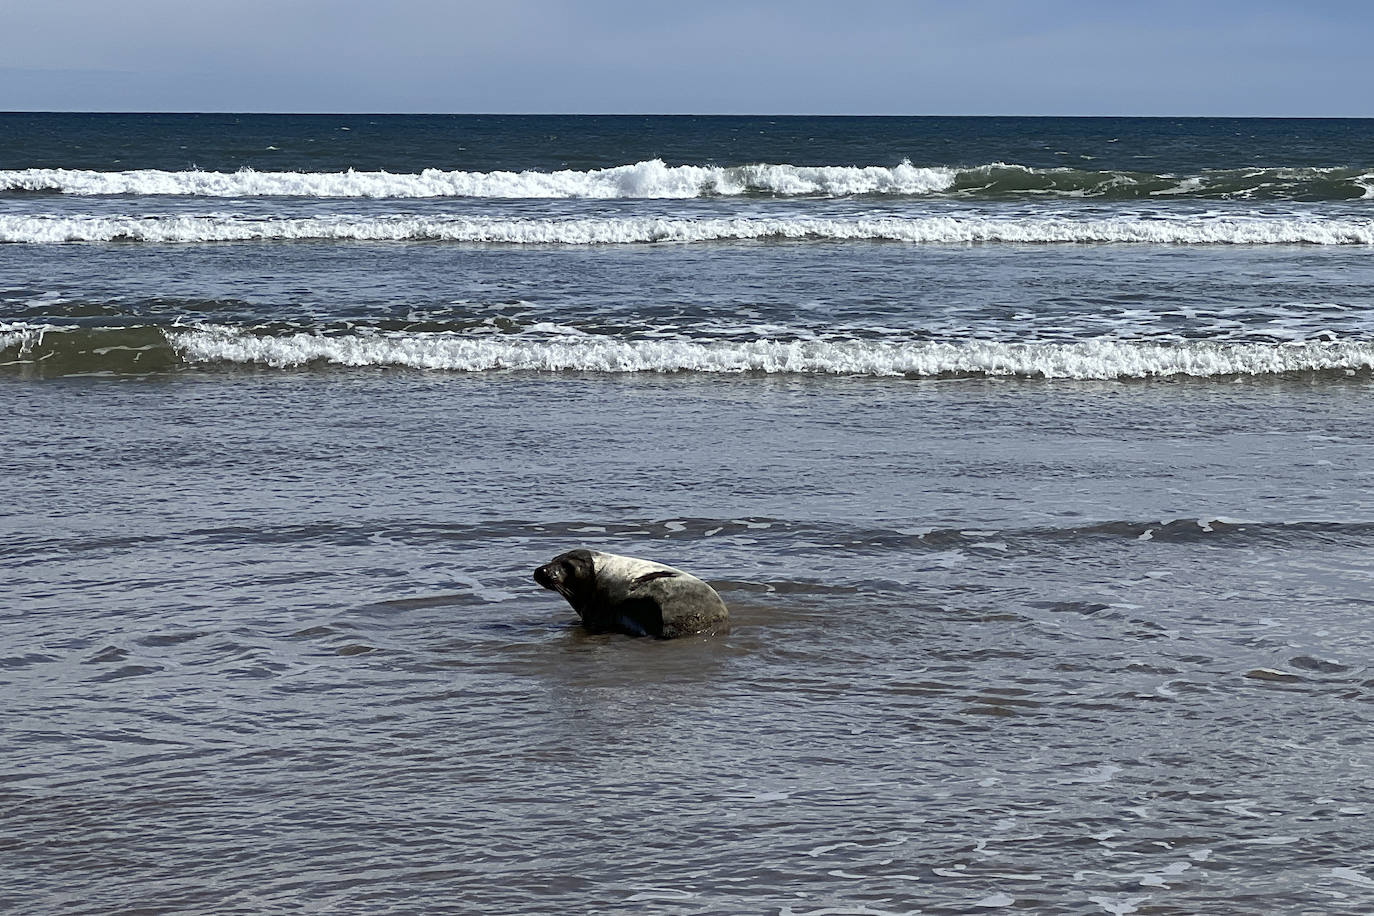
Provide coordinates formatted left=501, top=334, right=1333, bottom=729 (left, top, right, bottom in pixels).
left=4, top=161, right=1370, bottom=200
left=4, top=213, right=1373, bottom=245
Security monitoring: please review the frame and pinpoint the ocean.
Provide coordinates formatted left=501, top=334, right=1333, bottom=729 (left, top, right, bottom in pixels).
left=3, top=114, right=1373, bottom=914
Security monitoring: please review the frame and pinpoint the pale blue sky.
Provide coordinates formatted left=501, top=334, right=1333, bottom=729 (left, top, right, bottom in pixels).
left=2, top=0, right=1368, bottom=115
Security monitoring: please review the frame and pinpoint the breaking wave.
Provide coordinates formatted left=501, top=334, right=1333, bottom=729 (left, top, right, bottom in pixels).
left=163, top=329, right=1374, bottom=378
left=3, top=161, right=1372, bottom=200
left=5, top=214, right=1374, bottom=245
left=0, top=161, right=955, bottom=199
left=8, top=323, right=1371, bottom=379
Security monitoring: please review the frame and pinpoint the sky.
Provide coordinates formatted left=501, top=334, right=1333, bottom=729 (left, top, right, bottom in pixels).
left=2, top=0, right=1369, bottom=116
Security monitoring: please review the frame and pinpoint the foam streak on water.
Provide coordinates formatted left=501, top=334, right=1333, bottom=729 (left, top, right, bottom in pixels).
left=166, top=327, right=1374, bottom=379
left=3, top=160, right=1372, bottom=200
left=0, top=160, right=957, bottom=199
left=4, top=212, right=1374, bottom=245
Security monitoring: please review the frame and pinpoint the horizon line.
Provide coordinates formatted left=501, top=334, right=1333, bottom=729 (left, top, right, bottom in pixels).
left=3, top=110, right=1372, bottom=120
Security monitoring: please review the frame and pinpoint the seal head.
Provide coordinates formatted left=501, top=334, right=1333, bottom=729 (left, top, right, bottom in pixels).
left=534, top=549, right=729, bottom=638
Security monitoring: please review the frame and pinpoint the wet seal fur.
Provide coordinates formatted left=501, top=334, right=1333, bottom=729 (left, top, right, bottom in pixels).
left=534, top=549, right=729, bottom=638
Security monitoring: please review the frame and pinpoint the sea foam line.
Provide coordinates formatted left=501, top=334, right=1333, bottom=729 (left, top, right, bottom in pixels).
left=0, top=160, right=956, bottom=199
left=167, top=328, right=1374, bottom=379
left=4, top=214, right=1373, bottom=245
left=4, top=161, right=1372, bottom=200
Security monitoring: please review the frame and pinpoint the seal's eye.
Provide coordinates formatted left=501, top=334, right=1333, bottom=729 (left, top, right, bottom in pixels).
left=533, top=563, right=557, bottom=588
left=535, top=550, right=596, bottom=595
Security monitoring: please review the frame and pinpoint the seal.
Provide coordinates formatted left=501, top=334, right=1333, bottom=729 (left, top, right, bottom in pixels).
left=533, top=549, right=729, bottom=638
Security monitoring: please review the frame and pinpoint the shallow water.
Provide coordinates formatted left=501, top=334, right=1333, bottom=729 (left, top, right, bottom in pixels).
left=5, top=372, right=1373, bottom=914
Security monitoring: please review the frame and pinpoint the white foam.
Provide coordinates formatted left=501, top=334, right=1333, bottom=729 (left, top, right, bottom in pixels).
left=5, top=213, right=1373, bottom=245
left=7, top=161, right=1370, bottom=200
left=0, top=160, right=956, bottom=199
left=165, top=327, right=1374, bottom=379
left=0, top=322, right=48, bottom=354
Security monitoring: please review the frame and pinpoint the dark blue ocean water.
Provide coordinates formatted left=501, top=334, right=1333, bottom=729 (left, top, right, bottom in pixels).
left=3, top=115, right=1374, bottom=914
left=5, top=112, right=1374, bottom=173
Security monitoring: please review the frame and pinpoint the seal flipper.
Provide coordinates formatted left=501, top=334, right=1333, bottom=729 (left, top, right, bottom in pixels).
left=614, top=614, right=651, bottom=637
left=612, top=595, right=666, bottom=638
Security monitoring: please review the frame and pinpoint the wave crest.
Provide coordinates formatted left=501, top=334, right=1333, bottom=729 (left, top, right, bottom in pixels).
left=8, top=322, right=1372, bottom=379
left=166, top=327, right=1374, bottom=379
left=5, top=214, right=1373, bottom=245
left=4, top=160, right=1371, bottom=200
left=0, top=160, right=956, bottom=199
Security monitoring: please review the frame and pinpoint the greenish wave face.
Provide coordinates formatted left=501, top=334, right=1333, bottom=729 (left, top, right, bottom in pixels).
left=0, top=325, right=179, bottom=376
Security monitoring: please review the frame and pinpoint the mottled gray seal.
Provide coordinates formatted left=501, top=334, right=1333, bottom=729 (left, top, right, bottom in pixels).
left=533, top=549, right=729, bottom=638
